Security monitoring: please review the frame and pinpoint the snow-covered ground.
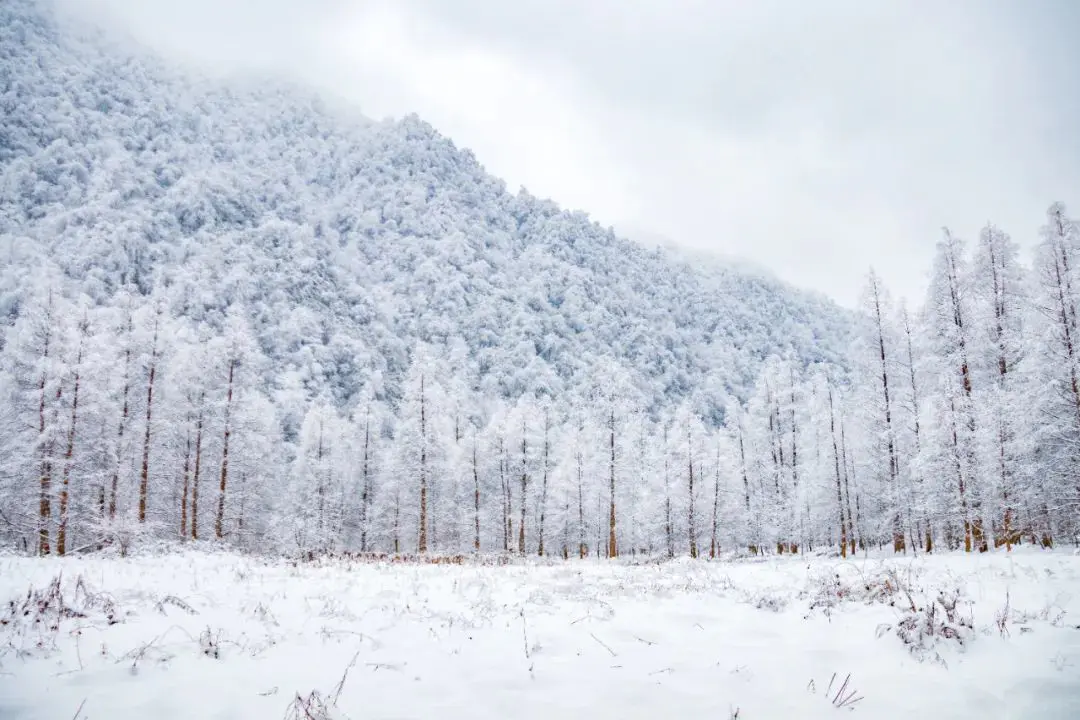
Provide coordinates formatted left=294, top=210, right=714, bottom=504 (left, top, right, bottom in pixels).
left=1, top=549, right=1079, bottom=719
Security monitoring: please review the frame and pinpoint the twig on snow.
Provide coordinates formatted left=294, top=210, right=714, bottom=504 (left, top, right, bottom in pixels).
left=156, top=595, right=198, bottom=616
left=331, top=651, right=361, bottom=704
left=521, top=611, right=531, bottom=659
left=589, top=632, right=616, bottom=657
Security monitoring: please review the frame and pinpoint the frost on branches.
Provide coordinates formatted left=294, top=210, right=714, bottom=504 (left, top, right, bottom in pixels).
left=0, top=0, right=1078, bottom=559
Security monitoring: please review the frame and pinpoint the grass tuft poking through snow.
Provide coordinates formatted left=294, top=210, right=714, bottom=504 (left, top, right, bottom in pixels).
left=1, top=549, right=1079, bottom=719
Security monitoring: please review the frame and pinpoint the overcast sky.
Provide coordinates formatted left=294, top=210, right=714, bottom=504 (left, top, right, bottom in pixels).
left=63, top=0, right=1080, bottom=306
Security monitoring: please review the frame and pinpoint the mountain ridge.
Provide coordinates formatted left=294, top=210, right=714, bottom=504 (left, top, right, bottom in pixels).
left=0, top=0, right=853, bottom=422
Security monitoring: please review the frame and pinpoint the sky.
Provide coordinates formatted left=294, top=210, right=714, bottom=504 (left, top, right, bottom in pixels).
left=61, top=0, right=1080, bottom=307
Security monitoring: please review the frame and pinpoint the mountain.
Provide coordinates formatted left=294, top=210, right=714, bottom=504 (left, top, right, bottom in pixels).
left=0, top=0, right=851, bottom=424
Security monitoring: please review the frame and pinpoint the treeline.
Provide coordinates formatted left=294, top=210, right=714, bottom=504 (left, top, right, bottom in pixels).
left=2, top=204, right=1079, bottom=558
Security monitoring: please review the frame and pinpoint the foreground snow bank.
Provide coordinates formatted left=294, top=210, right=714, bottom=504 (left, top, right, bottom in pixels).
left=1, top=550, right=1078, bottom=719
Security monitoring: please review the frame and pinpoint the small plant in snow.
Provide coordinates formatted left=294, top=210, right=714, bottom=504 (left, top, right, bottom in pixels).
left=738, top=588, right=789, bottom=613
left=887, top=587, right=973, bottom=665
left=284, top=651, right=359, bottom=720
left=803, top=564, right=913, bottom=619
left=807, top=672, right=864, bottom=710
left=2, top=573, right=123, bottom=659
left=994, top=590, right=1010, bottom=637
left=286, top=690, right=347, bottom=720
left=199, top=626, right=222, bottom=659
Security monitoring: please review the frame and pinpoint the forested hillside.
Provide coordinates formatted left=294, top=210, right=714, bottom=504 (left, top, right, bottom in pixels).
left=1, top=0, right=1077, bottom=559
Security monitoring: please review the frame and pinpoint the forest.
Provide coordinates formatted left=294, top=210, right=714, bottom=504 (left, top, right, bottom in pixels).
left=4, top=204, right=1079, bottom=561
left=1, top=0, right=1078, bottom=562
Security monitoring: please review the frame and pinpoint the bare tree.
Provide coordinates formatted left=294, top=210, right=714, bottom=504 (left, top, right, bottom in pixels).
left=138, top=308, right=160, bottom=524
left=57, top=313, right=87, bottom=555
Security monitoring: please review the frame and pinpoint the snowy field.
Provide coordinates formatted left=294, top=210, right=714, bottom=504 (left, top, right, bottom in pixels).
left=2, top=550, right=1079, bottom=719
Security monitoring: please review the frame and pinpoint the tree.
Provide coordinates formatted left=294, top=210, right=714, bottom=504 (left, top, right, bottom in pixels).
left=536, top=404, right=552, bottom=556
left=137, top=303, right=162, bottom=524
left=56, top=311, right=88, bottom=556
left=214, top=306, right=258, bottom=540
left=848, top=271, right=906, bottom=553
left=925, top=231, right=982, bottom=551
left=970, top=224, right=1026, bottom=549
left=1028, top=203, right=1080, bottom=544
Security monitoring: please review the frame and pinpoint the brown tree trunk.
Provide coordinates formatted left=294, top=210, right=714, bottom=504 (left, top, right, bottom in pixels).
left=500, top=437, right=509, bottom=552
left=943, top=232, right=983, bottom=551
left=948, top=393, right=972, bottom=552
left=36, top=301, right=53, bottom=556
left=737, top=419, right=752, bottom=551
left=216, top=358, right=236, bottom=539
left=664, top=426, right=673, bottom=558
left=180, top=423, right=191, bottom=538
left=393, top=491, right=400, bottom=554
left=870, top=277, right=904, bottom=553
left=138, top=313, right=160, bottom=523
left=473, top=432, right=481, bottom=553
left=789, top=368, right=799, bottom=552
left=687, top=427, right=697, bottom=558
left=191, top=407, right=204, bottom=540
left=316, top=421, right=326, bottom=548
left=901, top=307, right=931, bottom=553
left=57, top=323, right=85, bottom=556
left=361, top=411, right=372, bottom=553
left=828, top=383, right=848, bottom=558
left=839, top=413, right=857, bottom=555
left=110, top=307, right=133, bottom=520
left=518, top=417, right=527, bottom=556
left=538, top=415, right=550, bottom=556
left=577, top=448, right=587, bottom=558
left=607, top=409, right=617, bottom=559
left=418, top=375, right=428, bottom=554
left=709, top=445, right=720, bottom=559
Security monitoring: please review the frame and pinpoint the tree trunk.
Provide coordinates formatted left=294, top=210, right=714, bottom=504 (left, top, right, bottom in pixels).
left=360, top=411, right=371, bottom=553
left=607, top=409, right=617, bottom=559
left=538, top=415, right=550, bottom=556
left=737, top=419, right=752, bottom=550
left=943, top=232, right=984, bottom=551
left=418, top=375, right=428, bottom=554
left=180, top=423, right=191, bottom=539
left=138, top=312, right=160, bottom=523
left=870, top=278, right=904, bottom=553
left=499, top=437, right=509, bottom=552
left=36, top=299, right=53, bottom=556
left=473, top=432, right=481, bottom=553
left=216, top=358, right=236, bottom=539
left=577, top=448, right=586, bottom=558
left=663, top=426, right=673, bottom=558
left=191, top=406, right=204, bottom=540
left=709, top=444, right=720, bottom=559
left=110, top=308, right=133, bottom=520
left=828, top=383, right=848, bottom=558
left=839, top=413, right=858, bottom=554
left=57, top=324, right=85, bottom=556
left=518, top=417, right=527, bottom=556
left=687, top=427, right=697, bottom=558
left=901, top=307, right=931, bottom=553
left=947, top=392, right=972, bottom=552
left=789, top=367, right=799, bottom=552
left=393, top=491, right=400, bottom=554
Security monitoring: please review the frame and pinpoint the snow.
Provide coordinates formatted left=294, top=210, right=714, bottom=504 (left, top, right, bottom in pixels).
left=2, top=550, right=1079, bottom=719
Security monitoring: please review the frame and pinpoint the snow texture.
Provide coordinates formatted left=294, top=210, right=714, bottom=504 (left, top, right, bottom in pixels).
left=2, top=550, right=1079, bottom=719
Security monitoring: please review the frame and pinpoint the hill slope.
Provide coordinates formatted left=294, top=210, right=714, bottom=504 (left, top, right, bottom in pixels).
left=0, top=0, right=851, bottom=422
